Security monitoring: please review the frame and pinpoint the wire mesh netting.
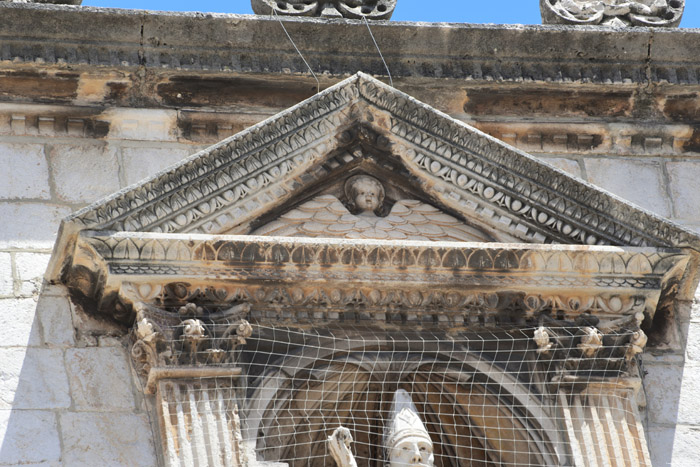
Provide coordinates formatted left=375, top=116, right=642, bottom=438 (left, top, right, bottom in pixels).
left=235, top=323, right=647, bottom=467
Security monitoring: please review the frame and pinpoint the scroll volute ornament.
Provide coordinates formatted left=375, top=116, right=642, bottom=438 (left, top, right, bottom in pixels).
left=251, top=0, right=396, bottom=19
left=540, top=0, right=684, bottom=27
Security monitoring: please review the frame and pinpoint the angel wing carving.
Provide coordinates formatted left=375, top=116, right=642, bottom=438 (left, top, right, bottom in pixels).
left=252, top=195, right=491, bottom=242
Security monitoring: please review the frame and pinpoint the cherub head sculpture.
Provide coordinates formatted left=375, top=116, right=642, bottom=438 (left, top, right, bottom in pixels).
left=344, top=175, right=385, bottom=216
left=384, top=390, right=434, bottom=467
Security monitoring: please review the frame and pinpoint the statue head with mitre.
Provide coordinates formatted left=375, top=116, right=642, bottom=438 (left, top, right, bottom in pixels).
left=384, top=390, right=435, bottom=467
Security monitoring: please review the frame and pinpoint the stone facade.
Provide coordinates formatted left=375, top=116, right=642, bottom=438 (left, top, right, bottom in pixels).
left=1, top=3, right=700, bottom=466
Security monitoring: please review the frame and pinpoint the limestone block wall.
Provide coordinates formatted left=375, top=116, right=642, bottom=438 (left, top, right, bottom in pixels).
left=0, top=105, right=208, bottom=466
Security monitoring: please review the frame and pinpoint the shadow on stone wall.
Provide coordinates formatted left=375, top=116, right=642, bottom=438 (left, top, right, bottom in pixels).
left=0, top=285, right=158, bottom=466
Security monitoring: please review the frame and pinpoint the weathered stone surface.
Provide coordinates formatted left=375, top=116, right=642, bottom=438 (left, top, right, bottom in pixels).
left=14, top=252, right=49, bottom=296
left=121, top=146, right=192, bottom=186
left=0, top=348, right=70, bottom=410
left=1, top=3, right=695, bottom=86
left=0, top=203, right=72, bottom=247
left=643, top=363, right=683, bottom=425
left=647, top=425, right=700, bottom=467
left=0, top=253, right=12, bottom=296
left=0, top=298, right=41, bottom=347
left=0, top=143, right=50, bottom=200
left=105, top=109, right=177, bottom=142
left=584, top=158, right=672, bottom=217
left=65, top=347, right=136, bottom=411
left=687, top=322, right=700, bottom=363
left=61, top=412, right=157, bottom=466
left=0, top=410, right=61, bottom=465
left=538, top=157, right=582, bottom=179
left=667, top=161, right=700, bottom=222
left=36, top=294, right=74, bottom=347
left=48, top=144, right=120, bottom=204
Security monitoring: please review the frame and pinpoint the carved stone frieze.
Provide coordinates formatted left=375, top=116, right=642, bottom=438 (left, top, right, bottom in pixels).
left=116, top=280, right=655, bottom=328
left=63, top=232, right=689, bottom=329
left=252, top=0, right=396, bottom=19
left=541, top=0, right=684, bottom=27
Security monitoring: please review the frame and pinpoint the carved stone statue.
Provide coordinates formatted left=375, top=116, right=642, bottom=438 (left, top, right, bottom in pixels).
left=251, top=0, right=396, bottom=20
left=328, top=427, right=358, bottom=467
left=253, top=175, right=491, bottom=242
left=578, top=326, right=603, bottom=357
left=534, top=326, right=553, bottom=354
left=541, top=0, right=684, bottom=27
left=384, top=390, right=434, bottom=467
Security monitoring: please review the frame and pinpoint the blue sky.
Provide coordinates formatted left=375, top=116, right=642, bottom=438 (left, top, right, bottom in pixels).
left=82, top=0, right=700, bottom=28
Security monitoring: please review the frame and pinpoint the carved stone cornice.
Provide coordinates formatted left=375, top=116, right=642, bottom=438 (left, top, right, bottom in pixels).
left=63, top=232, right=689, bottom=331
left=3, top=4, right=700, bottom=86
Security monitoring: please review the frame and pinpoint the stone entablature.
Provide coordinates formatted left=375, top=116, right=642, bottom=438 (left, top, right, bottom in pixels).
left=2, top=4, right=700, bottom=87
left=72, top=232, right=685, bottom=325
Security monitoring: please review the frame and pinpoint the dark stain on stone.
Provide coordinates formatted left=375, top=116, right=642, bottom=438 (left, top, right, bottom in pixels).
left=158, top=76, right=316, bottom=108
left=0, top=71, right=79, bottom=102
left=87, top=120, right=111, bottom=139
left=663, top=93, right=700, bottom=122
left=465, top=90, right=632, bottom=118
left=683, top=126, right=700, bottom=153
left=107, top=82, right=129, bottom=102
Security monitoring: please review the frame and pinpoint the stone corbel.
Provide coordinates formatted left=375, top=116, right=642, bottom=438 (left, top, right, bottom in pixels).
left=533, top=310, right=649, bottom=391
left=128, top=297, right=252, bottom=394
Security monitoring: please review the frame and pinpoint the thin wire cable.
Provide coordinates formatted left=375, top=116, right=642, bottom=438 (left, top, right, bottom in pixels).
left=363, top=16, right=393, bottom=87
left=273, top=9, right=321, bottom=94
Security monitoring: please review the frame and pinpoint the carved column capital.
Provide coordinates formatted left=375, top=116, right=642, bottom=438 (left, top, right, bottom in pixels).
left=124, top=289, right=252, bottom=394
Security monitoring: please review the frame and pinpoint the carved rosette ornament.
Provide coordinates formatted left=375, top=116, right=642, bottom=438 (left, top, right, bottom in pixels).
left=541, top=0, right=685, bottom=27
left=251, top=0, right=396, bottom=19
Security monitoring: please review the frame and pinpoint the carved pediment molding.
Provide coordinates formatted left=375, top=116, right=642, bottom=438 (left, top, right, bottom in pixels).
left=50, top=74, right=700, bottom=273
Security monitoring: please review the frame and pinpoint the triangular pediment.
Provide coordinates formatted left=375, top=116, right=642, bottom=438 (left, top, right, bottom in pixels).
left=59, top=72, right=697, bottom=252
left=49, top=72, right=700, bottom=294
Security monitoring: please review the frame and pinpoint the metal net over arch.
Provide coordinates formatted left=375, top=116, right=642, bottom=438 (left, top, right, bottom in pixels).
left=240, top=324, right=648, bottom=467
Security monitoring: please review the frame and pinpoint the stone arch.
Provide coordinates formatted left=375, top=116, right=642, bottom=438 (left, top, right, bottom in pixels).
left=243, top=332, right=564, bottom=466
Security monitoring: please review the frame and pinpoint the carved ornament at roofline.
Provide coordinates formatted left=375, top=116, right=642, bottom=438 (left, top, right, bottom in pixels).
left=252, top=0, right=396, bottom=20
left=541, top=0, right=684, bottom=28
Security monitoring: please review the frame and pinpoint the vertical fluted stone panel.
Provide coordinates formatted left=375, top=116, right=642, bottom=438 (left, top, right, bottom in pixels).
left=157, top=379, right=244, bottom=467
left=558, top=384, right=651, bottom=467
